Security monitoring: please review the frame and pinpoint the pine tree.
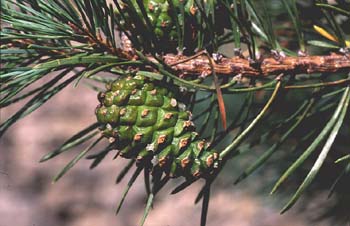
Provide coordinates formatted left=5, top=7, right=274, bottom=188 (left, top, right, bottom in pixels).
left=1, top=0, right=349, bottom=225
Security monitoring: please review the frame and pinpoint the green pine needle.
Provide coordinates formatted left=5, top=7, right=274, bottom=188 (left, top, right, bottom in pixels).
left=271, top=87, right=350, bottom=196
left=279, top=86, right=350, bottom=213
left=40, top=123, right=99, bottom=162
left=116, top=166, right=143, bottom=215
left=139, top=193, right=154, bottom=226
left=235, top=98, right=315, bottom=184
left=53, top=136, right=103, bottom=182
left=116, top=159, right=136, bottom=184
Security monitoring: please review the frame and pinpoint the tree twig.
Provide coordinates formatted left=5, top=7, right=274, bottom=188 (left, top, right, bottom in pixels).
left=117, top=35, right=350, bottom=77
left=161, top=53, right=350, bottom=77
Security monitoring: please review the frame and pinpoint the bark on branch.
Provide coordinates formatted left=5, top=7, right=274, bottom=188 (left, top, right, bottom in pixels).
left=161, top=53, right=350, bottom=77
left=70, top=22, right=350, bottom=78
left=93, top=32, right=350, bottom=77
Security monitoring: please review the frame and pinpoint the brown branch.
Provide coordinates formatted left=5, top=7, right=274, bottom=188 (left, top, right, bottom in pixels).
left=161, top=53, right=350, bottom=77
left=71, top=29, right=350, bottom=77
left=117, top=35, right=350, bottom=77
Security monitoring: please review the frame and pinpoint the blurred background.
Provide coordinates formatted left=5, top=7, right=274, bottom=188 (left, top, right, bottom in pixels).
left=1, top=76, right=345, bottom=226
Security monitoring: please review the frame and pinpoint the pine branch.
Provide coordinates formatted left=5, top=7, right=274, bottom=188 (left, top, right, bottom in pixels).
left=1, top=1, right=350, bottom=225
left=76, top=31, right=350, bottom=78
left=161, top=52, right=350, bottom=77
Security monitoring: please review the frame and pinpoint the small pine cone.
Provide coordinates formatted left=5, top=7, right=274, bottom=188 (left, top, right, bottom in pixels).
left=114, top=0, right=230, bottom=53
left=95, top=75, right=220, bottom=179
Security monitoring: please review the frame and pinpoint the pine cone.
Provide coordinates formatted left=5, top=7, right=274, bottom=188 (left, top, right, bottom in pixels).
left=115, top=0, right=230, bottom=53
left=95, top=75, right=220, bottom=179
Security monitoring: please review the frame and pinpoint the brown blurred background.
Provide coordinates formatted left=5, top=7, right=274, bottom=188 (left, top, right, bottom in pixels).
left=0, top=79, right=334, bottom=226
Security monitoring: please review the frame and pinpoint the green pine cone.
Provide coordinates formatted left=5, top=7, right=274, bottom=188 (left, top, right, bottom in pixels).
left=115, top=0, right=230, bottom=53
left=95, top=75, right=220, bottom=178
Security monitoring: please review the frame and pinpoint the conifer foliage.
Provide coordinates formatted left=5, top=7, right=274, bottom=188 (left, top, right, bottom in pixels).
left=1, top=0, right=349, bottom=225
